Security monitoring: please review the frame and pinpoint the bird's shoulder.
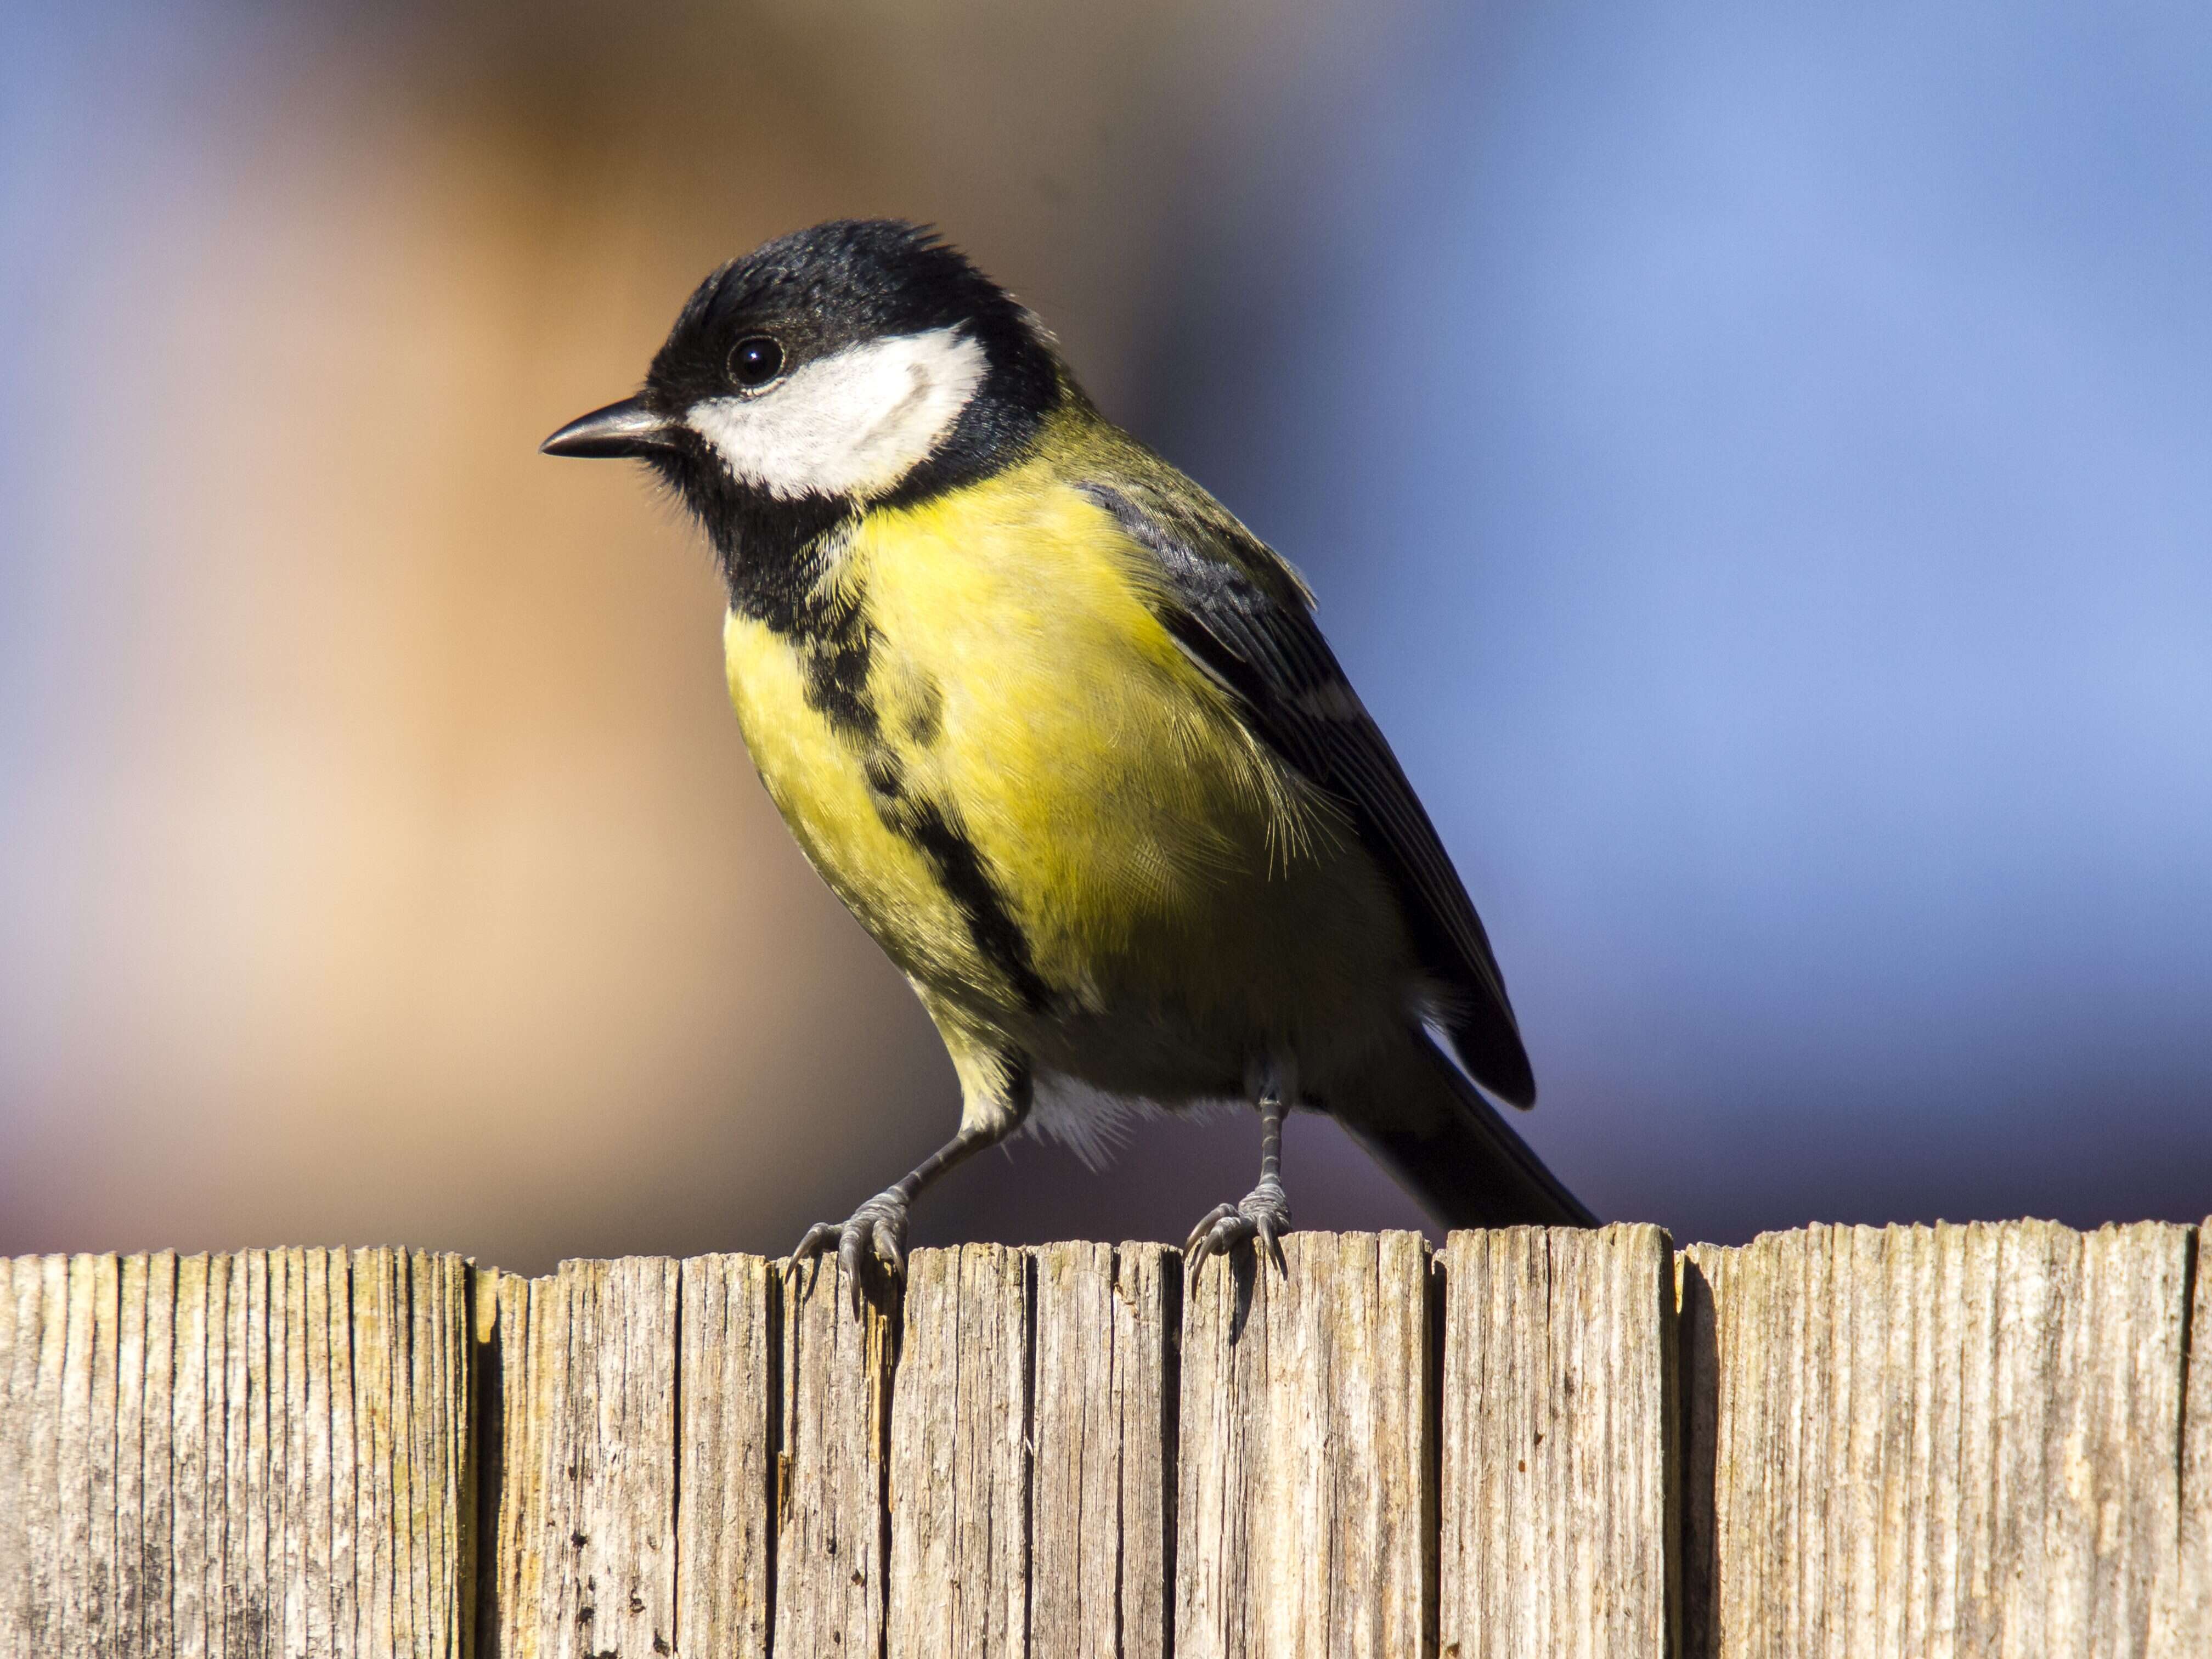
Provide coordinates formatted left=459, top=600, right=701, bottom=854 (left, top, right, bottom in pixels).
left=1031, top=415, right=1316, bottom=614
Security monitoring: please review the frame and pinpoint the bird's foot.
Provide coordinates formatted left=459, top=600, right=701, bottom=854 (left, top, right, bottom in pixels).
left=790, top=1189, right=910, bottom=1313
left=1183, top=1177, right=1292, bottom=1276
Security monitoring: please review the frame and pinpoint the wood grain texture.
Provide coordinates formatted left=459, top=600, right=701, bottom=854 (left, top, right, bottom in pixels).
left=678, top=1254, right=776, bottom=1659
left=10, top=1222, right=2207, bottom=1657
left=775, top=1260, right=894, bottom=1658
left=0, top=1247, right=470, bottom=1659
left=1684, top=1221, right=2195, bottom=1659
left=1438, top=1224, right=1675, bottom=1659
left=888, top=1245, right=1031, bottom=1658
left=2171, top=1219, right=2210, bottom=1655
left=1030, top=1242, right=1177, bottom=1659
left=0, top=1257, right=23, bottom=1658
left=477, top=1257, right=680, bottom=1659
left=1176, top=1231, right=1434, bottom=1659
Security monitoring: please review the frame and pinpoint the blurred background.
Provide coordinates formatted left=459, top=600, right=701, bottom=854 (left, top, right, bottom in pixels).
left=3, top=2, right=2208, bottom=1272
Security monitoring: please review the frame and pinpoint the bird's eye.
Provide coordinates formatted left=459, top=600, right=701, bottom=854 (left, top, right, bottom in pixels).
left=728, top=335, right=785, bottom=390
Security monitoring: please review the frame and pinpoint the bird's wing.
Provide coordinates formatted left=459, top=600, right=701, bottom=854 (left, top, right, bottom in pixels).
left=1075, top=476, right=1537, bottom=1109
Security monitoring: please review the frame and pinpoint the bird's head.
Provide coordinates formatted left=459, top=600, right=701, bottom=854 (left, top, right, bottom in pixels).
left=543, top=220, right=1066, bottom=528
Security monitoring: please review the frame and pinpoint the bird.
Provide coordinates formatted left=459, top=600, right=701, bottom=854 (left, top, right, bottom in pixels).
left=542, top=218, right=1596, bottom=1297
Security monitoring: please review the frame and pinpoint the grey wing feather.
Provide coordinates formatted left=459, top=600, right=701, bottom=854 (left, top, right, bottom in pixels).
left=1077, top=479, right=1538, bottom=1109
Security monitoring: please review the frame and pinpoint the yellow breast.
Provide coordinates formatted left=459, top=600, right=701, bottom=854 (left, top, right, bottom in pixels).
left=722, top=460, right=1313, bottom=1017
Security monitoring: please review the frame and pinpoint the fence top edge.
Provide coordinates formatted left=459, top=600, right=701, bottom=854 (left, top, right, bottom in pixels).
left=1684, top=1214, right=2204, bottom=1262
left=5, top=1217, right=2203, bottom=1282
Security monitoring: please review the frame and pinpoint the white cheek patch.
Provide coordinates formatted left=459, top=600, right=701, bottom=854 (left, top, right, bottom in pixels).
left=686, top=326, right=989, bottom=500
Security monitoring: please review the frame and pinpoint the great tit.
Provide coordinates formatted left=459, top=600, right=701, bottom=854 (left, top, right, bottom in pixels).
left=543, top=219, right=1595, bottom=1294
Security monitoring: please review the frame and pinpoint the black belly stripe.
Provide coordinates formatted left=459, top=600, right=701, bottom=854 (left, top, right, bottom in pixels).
left=727, top=524, right=1052, bottom=1012
left=799, top=608, right=878, bottom=740
left=861, top=730, right=1049, bottom=1009
left=724, top=516, right=882, bottom=742
left=892, top=796, right=1055, bottom=1013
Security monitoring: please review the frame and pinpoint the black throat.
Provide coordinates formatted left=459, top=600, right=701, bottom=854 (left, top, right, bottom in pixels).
left=651, top=442, right=857, bottom=636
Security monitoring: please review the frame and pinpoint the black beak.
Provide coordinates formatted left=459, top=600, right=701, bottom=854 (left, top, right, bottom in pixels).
left=540, top=397, right=678, bottom=459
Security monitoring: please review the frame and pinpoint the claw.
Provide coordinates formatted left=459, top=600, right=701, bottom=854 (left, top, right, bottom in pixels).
left=1255, top=1208, right=1286, bottom=1274
left=838, top=1226, right=866, bottom=1314
left=791, top=1189, right=912, bottom=1313
left=791, top=1221, right=839, bottom=1298
left=1182, top=1181, right=1293, bottom=1277
left=1183, top=1202, right=1237, bottom=1262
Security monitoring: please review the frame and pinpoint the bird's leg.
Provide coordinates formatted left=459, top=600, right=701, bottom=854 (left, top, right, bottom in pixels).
left=1185, top=1075, right=1294, bottom=1275
left=792, top=1052, right=1029, bottom=1311
left=789, top=1124, right=1003, bottom=1311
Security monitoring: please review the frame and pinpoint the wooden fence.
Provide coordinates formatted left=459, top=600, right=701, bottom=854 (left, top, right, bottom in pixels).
left=3, top=1220, right=2207, bottom=1657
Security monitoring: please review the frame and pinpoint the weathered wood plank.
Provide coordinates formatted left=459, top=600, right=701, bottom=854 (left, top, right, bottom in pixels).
left=25, top=1256, right=67, bottom=1659
left=170, top=1251, right=211, bottom=1658
left=2168, top=1218, right=2210, bottom=1655
left=1685, top=1221, right=2194, bottom=1659
left=1438, top=1223, right=1675, bottom=1658
left=1675, top=1244, right=1721, bottom=1659
left=115, top=1252, right=146, bottom=1657
left=235, top=1250, right=266, bottom=1656
left=299, top=1250, right=335, bottom=1659
left=139, top=1250, right=177, bottom=1659
left=776, top=1259, right=895, bottom=1658
left=678, top=1253, right=776, bottom=1659
left=888, top=1244, right=1031, bottom=1657
left=1176, top=1229, right=1433, bottom=1659
left=9, top=1222, right=2206, bottom=1657
left=0, top=1247, right=470, bottom=1658
left=119, top=1250, right=178, bottom=1659
left=427, top=1249, right=475, bottom=1658
left=479, top=1266, right=536, bottom=1659
left=349, top=1248, right=393, bottom=1657
left=0, top=1256, right=38, bottom=1659
left=59, top=1251, right=105, bottom=1657
left=1030, top=1240, right=1177, bottom=1659
left=479, top=1257, right=680, bottom=1659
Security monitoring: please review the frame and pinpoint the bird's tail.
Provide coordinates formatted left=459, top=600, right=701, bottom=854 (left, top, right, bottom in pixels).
left=1339, top=1032, right=1599, bottom=1229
